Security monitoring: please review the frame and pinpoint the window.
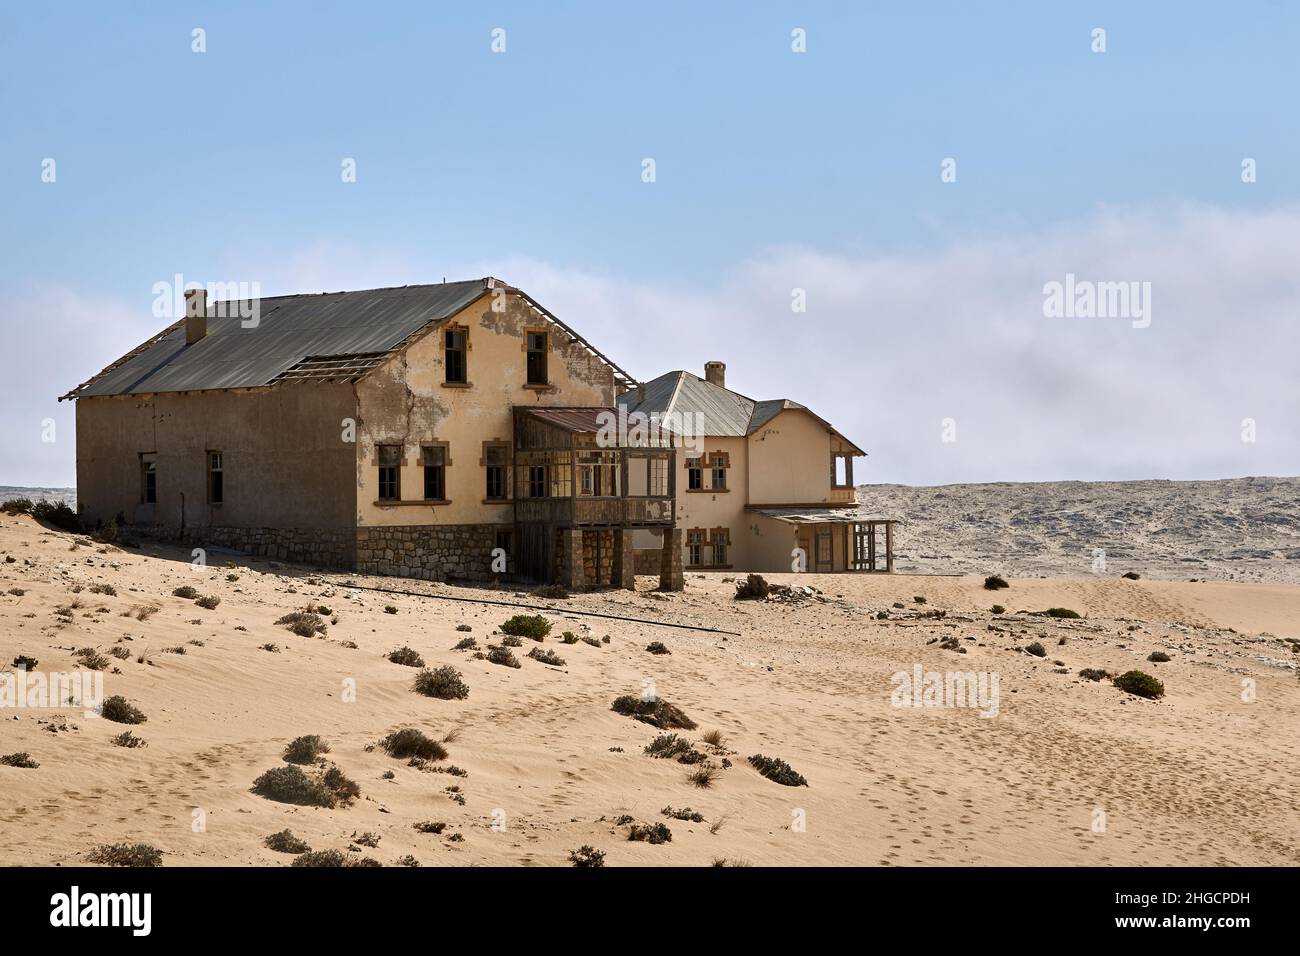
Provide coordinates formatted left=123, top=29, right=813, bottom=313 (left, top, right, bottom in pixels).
left=687, top=529, right=705, bottom=567
left=140, top=456, right=156, bottom=504
left=831, top=452, right=853, bottom=488
left=648, top=457, right=669, bottom=497
left=578, top=451, right=617, bottom=496
left=484, top=444, right=507, bottom=500
left=444, top=327, right=467, bottom=384
left=687, top=457, right=703, bottom=490
left=207, top=451, right=223, bottom=504
left=422, top=445, right=447, bottom=501
left=712, top=527, right=730, bottom=567
left=816, top=529, right=833, bottom=568
left=527, top=465, right=547, bottom=498
left=708, top=451, right=729, bottom=490
left=526, top=330, right=548, bottom=385
left=378, top=445, right=402, bottom=501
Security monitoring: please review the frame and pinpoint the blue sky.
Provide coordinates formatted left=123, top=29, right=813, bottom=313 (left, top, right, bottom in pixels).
left=3, top=2, right=1298, bottom=486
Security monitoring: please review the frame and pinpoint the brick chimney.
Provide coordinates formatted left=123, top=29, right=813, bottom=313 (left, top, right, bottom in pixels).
left=184, top=287, right=208, bottom=345
left=704, top=360, right=725, bottom=388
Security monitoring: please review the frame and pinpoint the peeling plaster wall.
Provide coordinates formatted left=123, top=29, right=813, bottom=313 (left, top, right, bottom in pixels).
left=354, top=292, right=616, bottom=530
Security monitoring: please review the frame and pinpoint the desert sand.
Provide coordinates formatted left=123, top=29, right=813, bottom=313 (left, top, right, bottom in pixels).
left=1, top=506, right=1297, bottom=867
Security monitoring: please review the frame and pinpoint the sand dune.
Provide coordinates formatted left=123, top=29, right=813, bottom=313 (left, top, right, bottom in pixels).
left=1, top=511, right=1297, bottom=867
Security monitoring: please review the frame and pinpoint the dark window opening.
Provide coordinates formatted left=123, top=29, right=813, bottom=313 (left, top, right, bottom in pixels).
left=207, top=451, right=223, bottom=504
left=445, top=327, right=467, bottom=384
left=527, top=465, right=546, bottom=498
left=423, top=446, right=446, bottom=500
left=687, top=458, right=703, bottom=490
left=485, top=445, right=506, bottom=500
left=378, top=445, right=402, bottom=501
left=141, top=459, right=156, bottom=504
left=526, top=331, right=548, bottom=385
left=687, top=530, right=704, bottom=567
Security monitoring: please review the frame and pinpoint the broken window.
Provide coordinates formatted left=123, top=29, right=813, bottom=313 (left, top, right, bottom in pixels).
left=526, top=330, right=548, bottom=385
left=648, top=457, right=669, bottom=497
left=712, top=527, right=730, bottom=567
left=831, top=452, right=853, bottom=489
left=422, top=445, right=446, bottom=501
left=207, top=451, right=223, bottom=504
left=686, top=457, right=703, bottom=490
left=484, top=444, right=507, bottom=500
left=378, top=445, right=402, bottom=501
left=444, top=327, right=467, bottom=384
left=687, top=529, right=705, bottom=567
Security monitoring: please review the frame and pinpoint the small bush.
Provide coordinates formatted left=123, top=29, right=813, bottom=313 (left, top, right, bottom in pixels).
left=452, top=636, right=477, bottom=651
left=384, top=605, right=398, bottom=614
left=1121, top=571, right=1141, bottom=580
left=1044, top=607, right=1081, bottom=619
left=111, top=731, right=147, bottom=748
left=265, top=830, right=310, bottom=854
left=109, top=646, right=131, bottom=660
left=413, top=666, right=469, bottom=700
left=414, top=820, right=447, bottom=834
left=283, top=735, right=330, bottom=764
left=500, top=634, right=524, bottom=647
left=990, top=605, right=1006, bottom=614
left=568, top=845, right=605, bottom=867
left=611, top=695, right=696, bottom=730
left=88, top=843, right=162, bottom=867
left=455, top=624, right=472, bottom=632
left=1, top=752, right=39, bottom=768
left=500, top=614, right=551, bottom=640
left=380, top=729, right=447, bottom=761
left=913, top=595, right=927, bottom=604
left=1147, top=651, right=1171, bottom=663
left=275, top=610, right=325, bottom=637
left=12, top=654, right=38, bottom=670
left=88, top=582, right=117, bottom=596
left=74, top=647, right=111, bottom=670
left=1113, top=670, right=1165, bottom=699
left=195, top=594, right=220, bottom=610
left=387, top=646, right=425, bottom=667
left=688, top=764, right=720, bottom=788
left=662, top=806, right=704, bottom=822
left=627, top=822, right=672, bottom=844
left=528, top=647, right=565, bottom=667
left=983, top=575, right=1009, bottom=590
left=1078, top=668, right=1110, bottom=682
left=260, top=643, right=280, bottom=653
left=1, top=497, right=34, bottom=514
left=172, top=585, right=199, bottom=599
left=487, top=646, right=521, bottom=668
left=531, top=584, right=569, bottom=600
left=560, top=631, right=578, bottom=644
left=252, top=765, right=331, bottom=807
left=581, top=635, right=602, bottom=647
left=1025, top=642, right=1047, bottom=658
left=31, top=501, right=80, bottom=532
left=644, top=733, right=694, bottom=760
left=749, top=754, right=808, bottom=787
left=396, top=855, right=420, bottom=867
left=734, top=574, right=769, bottom=600
left=645, top=641, right=670, bottom=655
left=100, top=695, right=147, bottom=724
left=291, top=849, right=348, bottom=868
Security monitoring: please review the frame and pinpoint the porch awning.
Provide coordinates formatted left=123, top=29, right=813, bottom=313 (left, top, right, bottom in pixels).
left=748, top=506, right=900, bottom=524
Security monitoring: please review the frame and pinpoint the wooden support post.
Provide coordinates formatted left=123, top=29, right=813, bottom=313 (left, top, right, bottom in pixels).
left=885, top=522, right=894, bottom=573
left=659, top=527, right=683, bottom=591
left=614, top=528, right=635, bottom=590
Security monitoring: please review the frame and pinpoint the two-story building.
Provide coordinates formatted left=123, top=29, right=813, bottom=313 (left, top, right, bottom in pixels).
left=60, top=277, right=895, bottom=588
left=618, top=363, right=897, bottom=574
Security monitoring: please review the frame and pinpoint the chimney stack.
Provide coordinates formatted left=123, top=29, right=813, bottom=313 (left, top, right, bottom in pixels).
left=184, top=287, right=208, bottom=345
left=704, top=360, right=726, bottom=388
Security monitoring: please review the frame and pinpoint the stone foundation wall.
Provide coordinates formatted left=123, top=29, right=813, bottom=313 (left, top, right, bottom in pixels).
left=582, top=529, right=616, bottom=585
left=356, top=524, right=509, bottom=582
left=633, top=548, right=661, bottom=575
left=139, top=526, right=357, bottom=569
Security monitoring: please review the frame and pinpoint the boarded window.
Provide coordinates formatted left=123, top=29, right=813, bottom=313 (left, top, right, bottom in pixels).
left=445, top=327, right=467, bottom=384
left=378, top=445, right=402, bottom=501
left=207, top=451, right=223, bottom=504
left=423, top=445, right=446, bottom=500
left=526, top=331, right=548, bottom=385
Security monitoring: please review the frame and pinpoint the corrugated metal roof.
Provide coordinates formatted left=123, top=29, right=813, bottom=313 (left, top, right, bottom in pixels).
left=64, top=280, right=492, bottom=399
left=617, top=370, right=865, bottom=453
left=520, top=407, right=617, bottom=433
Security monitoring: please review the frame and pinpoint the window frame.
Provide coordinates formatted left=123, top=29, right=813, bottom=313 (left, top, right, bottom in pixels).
left=686, top=457, right=703, bottom=491
left=207, top=450, right=224, bottom=505
left=831, top=451, right=854, bottom=489
left=377, top=444, right=403, bottom=502
left=140, top=454, right=157, bottom=505
left=420, top=442, right=451, bottom=503
left=443, top=325, right=469, bottom=385
left=482, top=441, right=509, bottom=502
left=524, top=328, right=549, bottom=387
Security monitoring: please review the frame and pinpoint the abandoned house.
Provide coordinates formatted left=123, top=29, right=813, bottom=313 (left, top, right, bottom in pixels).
left=618, top=363, right=897, bottom=574
left=60, top=277, right=894, bottom=588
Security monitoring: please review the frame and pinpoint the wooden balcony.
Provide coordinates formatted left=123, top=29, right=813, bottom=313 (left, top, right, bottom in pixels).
left=514, top=495, right=675, bottom=527
left=829, top=486, right=858, bottom=505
